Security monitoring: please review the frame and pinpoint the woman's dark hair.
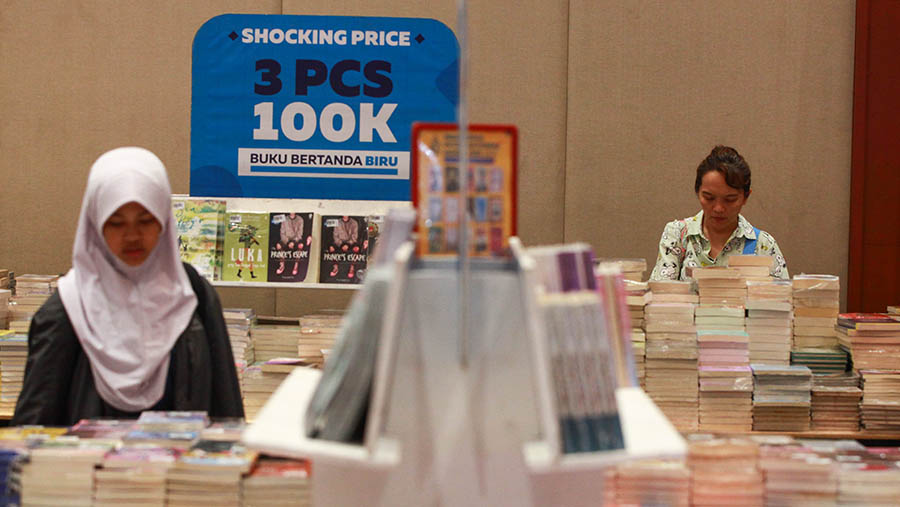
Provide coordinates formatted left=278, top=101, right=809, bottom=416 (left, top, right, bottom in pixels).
left=694, top=145, right=751, bottom=197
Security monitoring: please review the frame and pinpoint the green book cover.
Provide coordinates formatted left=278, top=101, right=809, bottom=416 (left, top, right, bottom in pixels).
left=172, top=197, right=226, bottom=280
left=222, top=213, right=269, bottom=281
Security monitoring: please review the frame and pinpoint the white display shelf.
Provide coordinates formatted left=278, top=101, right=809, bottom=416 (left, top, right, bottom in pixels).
left=212, top=280, right=360, bottom=290
left=523, top=386, right=686, bottom=473
left=241, top=367, right=400, bottom=468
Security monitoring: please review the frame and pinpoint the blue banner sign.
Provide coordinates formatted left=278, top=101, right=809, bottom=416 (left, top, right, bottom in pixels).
left=191, top=14, right=458, bottom=200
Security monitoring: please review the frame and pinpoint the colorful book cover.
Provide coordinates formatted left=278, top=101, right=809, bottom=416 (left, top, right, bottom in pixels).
left=172, top=197, right=225, bottom=280
left=267, top=212, right=315, bottom=283
left=222, top=212, right=270, bottom=281
left=318, top=215, right=368, bottom=284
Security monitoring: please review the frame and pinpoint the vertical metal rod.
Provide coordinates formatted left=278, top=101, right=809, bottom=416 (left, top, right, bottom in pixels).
left=456, top=0, right=470, bottom=369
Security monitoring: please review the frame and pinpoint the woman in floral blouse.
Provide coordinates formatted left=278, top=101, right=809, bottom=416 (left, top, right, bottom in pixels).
left=650, top=145, right=788, bottom=281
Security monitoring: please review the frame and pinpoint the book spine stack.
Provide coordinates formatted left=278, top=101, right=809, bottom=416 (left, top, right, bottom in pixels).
left=811, top=373, right=861, bottom=432
left=622, top=279, right=649, bottom=390
left=792, top=275, right=840, bottom=349
left=529, top=245, right=625, bottom=454
left=643, top=299, right=698, bottom=432
left=745, top=280, right=793, bottom=365
left=751, top=365, right=812, bottom=431
left=687, top=439, right=763, bottom=506
left=859, top=370, right=900, bottom=431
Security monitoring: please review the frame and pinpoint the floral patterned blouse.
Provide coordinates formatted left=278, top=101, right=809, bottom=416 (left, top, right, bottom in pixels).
left=649, top=211, right=789, bottom=281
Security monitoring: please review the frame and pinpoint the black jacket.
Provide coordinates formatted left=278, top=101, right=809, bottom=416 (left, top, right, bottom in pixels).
left=11, top=263, right=244, bottom=426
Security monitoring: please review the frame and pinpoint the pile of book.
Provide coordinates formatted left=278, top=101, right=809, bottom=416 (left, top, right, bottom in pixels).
left=624, top=279, right=650, bottom=329
left=727, top=254, right=775, bottom=281
left=124, top=411, right=208, bottom=450
left=252, top=320, right=301, bottom=363
left=836, top=312, right=900, bottom=370
left=243, top=458, right=312, bottom=506
left=838, top=460, right=900, bottom=505
left=697, top=329, right=752, bottom=432
left=643, top=302, right=698, bottom=431
left=95, top=443, right=177, bottom=506
left=0, top=273, right=9, bottom=328
left=6, top=274, right=58, bottom=333
left=167, top=439, right=256, bottom=507
left=600, top=258, right=647, bottom=282
left=695, top=305, right=744, bottom=332
left=648, top=280, right=697, bottom=305
left=20, top=437, right=115, bottom=506
left=223, top=308, right=256, bottom=385
left=810, top=372, right=861, bottom=431
left=751, top=364, right=812, bottom=431
left=758, top=443, right=838, bottom=504
left=687, top=438, right=763, bottom=506
left=792, top=274, right=840, bottom=349
left=790, top=348, right=848, bottom=375
left=745, top=280, right=793, bottom=365
left=594, top=262, right=637, bottom=388
left=298, top=313, right=344, bottom=367
left=693, top=267, right=745, bottom=307
left=609, top=459, right=690, bottom=506
left=0, top=332, right=27, bottom=416
left=242, top=359, right=309, bottom=422
left=0, top=269, right=10, bottom=290
left=859, top=370, right=900, bottom=431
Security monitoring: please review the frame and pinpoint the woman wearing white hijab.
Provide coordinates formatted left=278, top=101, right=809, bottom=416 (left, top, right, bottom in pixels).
left=12, top=147, right=243, bottom=425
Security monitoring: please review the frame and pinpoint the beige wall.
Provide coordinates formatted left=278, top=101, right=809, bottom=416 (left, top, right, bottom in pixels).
left=0, top=1, right=853, bottom=315
left=565, top=0, right=855, bottom=305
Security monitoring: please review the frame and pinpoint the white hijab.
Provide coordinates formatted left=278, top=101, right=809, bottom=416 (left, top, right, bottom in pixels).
left=58, top=147, right=198, bottom=412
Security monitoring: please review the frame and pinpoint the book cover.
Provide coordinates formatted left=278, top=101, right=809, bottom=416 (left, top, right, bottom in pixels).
left=222, top=212, right=270, bottom=281
left=266, top=212, right=314, bottom=283
left=172, top=197, right=226, bottom=280
left=838, top=313, right=900, bottom=330
left=318, top=215, right=368, bottom=284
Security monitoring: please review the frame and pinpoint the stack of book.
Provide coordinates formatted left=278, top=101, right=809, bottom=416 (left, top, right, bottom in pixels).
left=751, top=364, right=812, bottom=431
left=124, top=412, right=208, bottom=451
left=648, top=280, right=697, bottom=304
left=243, top=458, right=312, bottom=506
left=859, top=370, right=900, bottom=431
left=697, top=328, right=752, bottom=432
left=836, top=312, right=900, bottom=370
left=745, top=280, right=793, bottom=365
left=223, top=308, right=256, bottom=386
left=298, top=313, right=344, bottom=367
left=610, top=459, right=691, bottom=506
left=695, top=306, right=745, bottom=332
left=687, top=438, right=763, bottom=506
left=241, top=360, right=308, bottom=421
left=624, top=280, right=650, bottom=329
left=758, top=444, right=838, bottom=505
left=792, top=274, right=840, bottom=349
left=698, top=366, right=753, bottom=432
left=0, top=333, right=27, bottom=416
left=6, top=274, right=58, bottom=334
left=95, top=444, right=178, bottom=507
left=600, top=258, right=647, bottom=282
left=889, top=305, right=900, bottom=317
left=0, top=287, right=9, bottom=329
left=644, top=302, right=698, bottom=431
left=252, top=321, right=301, bottom=363
left=838, top=461, right=900, bottom=505
left=0, top=269, right=9, bottom=290
left=727, top=255, right=775, bottom=281
left=20, top=438, right=115, bottom=506
left=810, top=373, right=861, bottom=432
left=693, top=267, right=746, bottom=307
left=790, top=348, right=849, bottom=375
left=166, top=440, right=256, bottom=507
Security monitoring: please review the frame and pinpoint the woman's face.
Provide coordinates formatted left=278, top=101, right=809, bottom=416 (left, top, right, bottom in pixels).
left=697, top=170, right=750, bottom=234
left=102, top=201, right=162, bottom=266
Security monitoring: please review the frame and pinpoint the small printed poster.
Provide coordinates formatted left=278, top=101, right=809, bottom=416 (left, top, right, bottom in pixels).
left=411, top=123, right=517, bottom=257
left=222, top=212, right=270, bottom=281
left=267, top=212, right=315, bottom=282
left=319, top=215, right=369, bottom=284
